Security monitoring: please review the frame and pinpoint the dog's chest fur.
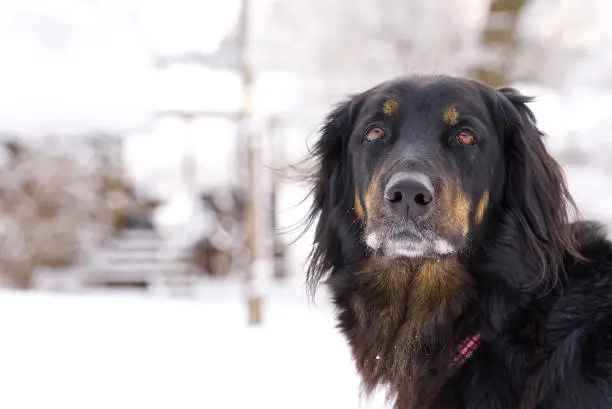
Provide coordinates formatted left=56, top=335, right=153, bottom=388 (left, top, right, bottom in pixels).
left=329, top=257, right=475, bottom=403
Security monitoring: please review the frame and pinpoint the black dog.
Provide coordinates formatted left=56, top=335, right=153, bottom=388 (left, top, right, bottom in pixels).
left=301, top=75, right=612, bottom=409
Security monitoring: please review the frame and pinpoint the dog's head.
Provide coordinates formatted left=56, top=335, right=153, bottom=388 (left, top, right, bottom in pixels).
left=304, top=75, right=580, bottom=290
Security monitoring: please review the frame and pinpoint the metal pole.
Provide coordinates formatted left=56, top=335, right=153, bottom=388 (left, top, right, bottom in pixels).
left=239, top=0, right=263, bottom=325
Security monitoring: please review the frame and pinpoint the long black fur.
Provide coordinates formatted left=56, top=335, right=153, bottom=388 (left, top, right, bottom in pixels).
left=301, top=74, right=612, bottom=409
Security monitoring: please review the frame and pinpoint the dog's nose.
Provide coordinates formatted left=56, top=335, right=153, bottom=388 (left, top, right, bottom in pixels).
left=384, top=172, right=434, bottom=219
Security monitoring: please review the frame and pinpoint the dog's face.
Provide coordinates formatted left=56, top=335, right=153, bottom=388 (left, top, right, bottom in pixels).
left=306, top=74, right=579, bottom=290
left=348, top=77, right=501, bottom=259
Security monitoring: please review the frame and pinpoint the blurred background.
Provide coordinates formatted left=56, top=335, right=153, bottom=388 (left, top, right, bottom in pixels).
left=0, top=0, right=611, bottom=408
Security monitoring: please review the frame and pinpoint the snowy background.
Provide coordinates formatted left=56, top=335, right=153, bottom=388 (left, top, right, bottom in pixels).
left=1, top=0, right=612, bottom=408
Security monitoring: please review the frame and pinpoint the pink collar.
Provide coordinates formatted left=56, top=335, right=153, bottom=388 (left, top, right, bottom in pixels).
left=449, top=333, right=482, bottom=369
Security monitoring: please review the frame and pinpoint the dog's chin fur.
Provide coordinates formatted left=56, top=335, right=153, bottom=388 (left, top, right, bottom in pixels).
left=296, top=75, right=612, bottom=409
left=328, top=256, right=474, bottom=404
left=365, top=234, right=458, bottom=259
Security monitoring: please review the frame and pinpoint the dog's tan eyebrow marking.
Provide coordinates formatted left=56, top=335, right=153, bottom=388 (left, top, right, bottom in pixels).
left=382, top=99, right=399, bottom=117
left=442, top=106, right=460, bottom=126
left=475, top=191, right=489, bottom=225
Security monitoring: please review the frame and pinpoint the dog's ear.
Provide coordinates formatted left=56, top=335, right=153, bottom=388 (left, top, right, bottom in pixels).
left=303, top=96, right=362, bottom=294
left=496, top=87, right=581, bottom=288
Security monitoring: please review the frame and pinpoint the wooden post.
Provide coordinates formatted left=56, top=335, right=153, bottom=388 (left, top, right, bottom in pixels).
left=268, top=116, right=287, bottom=280
left=93, top=135, right=111, bottom=241
left=239, top=0, right=264, bottom=325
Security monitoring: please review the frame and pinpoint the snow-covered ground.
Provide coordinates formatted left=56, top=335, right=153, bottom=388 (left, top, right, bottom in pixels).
left=0, top=280, right=391, bottom=409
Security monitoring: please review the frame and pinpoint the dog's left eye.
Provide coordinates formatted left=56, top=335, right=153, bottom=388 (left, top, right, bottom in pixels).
left=456, top=129, right=477, bottom=145
left=365, top=127, right=385, bottom=142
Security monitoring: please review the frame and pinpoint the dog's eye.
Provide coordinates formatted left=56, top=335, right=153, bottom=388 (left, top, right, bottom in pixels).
left=365, top=127, right=385, bottom=142
left=457, top=129, right=476, bottom=145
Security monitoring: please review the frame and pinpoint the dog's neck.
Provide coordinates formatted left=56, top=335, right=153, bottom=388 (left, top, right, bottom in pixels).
left=329, top=256, right=476, bottom=405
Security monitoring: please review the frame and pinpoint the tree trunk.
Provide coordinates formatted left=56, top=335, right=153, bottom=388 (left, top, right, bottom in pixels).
left=471, top=0, right=529, bottom=86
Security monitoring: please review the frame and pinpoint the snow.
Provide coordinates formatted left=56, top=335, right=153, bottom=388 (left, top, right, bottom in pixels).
left=154, top=66, right=243, bottom=114
left=132, top=0, right=241, bottom=56
left=513, top=82, right=612, bottom=228
left=518, top=0, right=612, bottom=50
left=255, top=0, right=492, bottom=120
left=152, top=190, right=218, bottom=248
left=2, top=1, right=612, bottom=406
left=0, top=281, right=391, bottom=409
left=123, top=64, right=300, bottom=201
left=515, top=0, right=612, bottom=88
left=563, top=166, right=612, bottom=226
left=0, top=0, right=154, bottom=137
left=0, top=0, right=245, bottom=138
left=122, top=117, right=241, bottom=200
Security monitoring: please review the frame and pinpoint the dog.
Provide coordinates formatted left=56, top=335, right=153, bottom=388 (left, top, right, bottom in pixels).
left=301, top=74, right=612, bottom=409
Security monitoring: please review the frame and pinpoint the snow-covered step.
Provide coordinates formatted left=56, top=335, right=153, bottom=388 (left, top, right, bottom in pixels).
left=83, top=228, right=198, bottom=296
left=92, top=249, right=190, bottom=263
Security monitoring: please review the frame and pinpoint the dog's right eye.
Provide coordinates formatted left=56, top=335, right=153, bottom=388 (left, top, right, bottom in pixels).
left=365, top=127, right=385, bottom=142
left=457, top=129, right=477, bottom=145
